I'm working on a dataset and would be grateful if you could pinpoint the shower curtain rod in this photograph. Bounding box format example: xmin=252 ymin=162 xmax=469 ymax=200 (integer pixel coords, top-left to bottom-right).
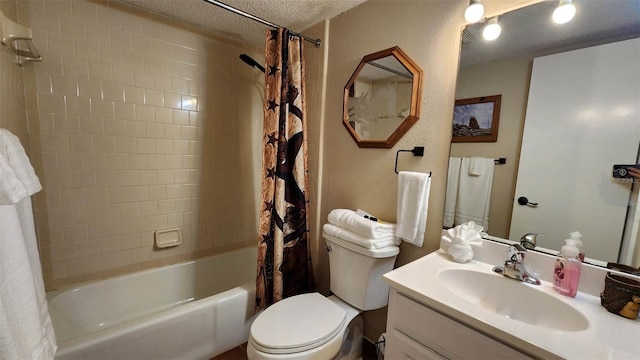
xmin=201 ymin=0 xmax=322 ymax=48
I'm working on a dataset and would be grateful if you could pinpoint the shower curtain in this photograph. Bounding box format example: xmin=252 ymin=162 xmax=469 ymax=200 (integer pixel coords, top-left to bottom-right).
xmin=255 ymin=28 xmax=314 ymax=311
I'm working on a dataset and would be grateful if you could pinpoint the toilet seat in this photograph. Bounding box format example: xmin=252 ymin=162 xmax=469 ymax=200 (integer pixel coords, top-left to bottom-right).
xmin=250 ymin=293 xmax=347 ymax=355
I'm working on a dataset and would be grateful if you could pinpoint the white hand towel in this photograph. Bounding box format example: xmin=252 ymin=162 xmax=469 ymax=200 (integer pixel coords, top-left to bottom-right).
xmin=323 ymin=223 xmax=400 ymax=249
xmin=396 ymin=171 xmax=431 ymax=247
xmin=468 ymin=156 xmax=485 ymax=176
xmin=443 ymin=157 xmax=461 ymax=228
xmin=440 ymin=221 xmax=484 ymax=263
xmin=327 ymin=209 xmax=395 ymax=238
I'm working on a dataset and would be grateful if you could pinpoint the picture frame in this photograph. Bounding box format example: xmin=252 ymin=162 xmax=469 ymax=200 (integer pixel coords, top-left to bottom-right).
xmin=452 ymin=95 xmax=501 ymax=143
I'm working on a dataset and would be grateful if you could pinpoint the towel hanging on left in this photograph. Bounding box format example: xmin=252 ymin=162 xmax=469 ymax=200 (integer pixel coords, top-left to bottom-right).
xmin=0 ymin=129 xmax=57 ymax=360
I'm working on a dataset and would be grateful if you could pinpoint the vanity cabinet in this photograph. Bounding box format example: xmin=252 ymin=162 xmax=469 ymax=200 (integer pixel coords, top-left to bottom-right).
xmin=385 ymin=289 xmax=532 ymax=360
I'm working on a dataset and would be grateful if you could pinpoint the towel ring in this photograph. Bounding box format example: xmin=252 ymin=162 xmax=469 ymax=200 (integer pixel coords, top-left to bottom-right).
xmin=394 ymin=146 xmax=430 ymax=177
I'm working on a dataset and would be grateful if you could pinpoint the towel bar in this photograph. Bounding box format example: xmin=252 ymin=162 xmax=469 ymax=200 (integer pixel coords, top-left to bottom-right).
xmin=0 ymin=9 xmax=42 ymax=66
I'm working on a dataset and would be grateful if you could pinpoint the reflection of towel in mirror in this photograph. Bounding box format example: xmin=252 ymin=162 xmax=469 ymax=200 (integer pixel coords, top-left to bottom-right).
xmin=396 ymin=171 xmax=431 ymax=247
xmin=441 ymin=221 xmax=484 ymax=263
xmin=454 ymin=157 xmax=494 ymax=229
xmin=468 ymin=156 xmax=485 ymax=176
xmin=444 ymin=157 xmax=462 ymax=228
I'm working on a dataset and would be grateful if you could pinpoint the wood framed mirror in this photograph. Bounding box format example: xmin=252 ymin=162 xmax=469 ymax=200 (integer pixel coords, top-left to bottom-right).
xmin=343 ymin=46 xmax=423 ymax=148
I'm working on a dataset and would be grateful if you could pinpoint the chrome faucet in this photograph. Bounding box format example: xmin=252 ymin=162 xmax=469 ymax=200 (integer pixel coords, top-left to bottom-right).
xmin=492 ymin=243 xmax=541 ymax=285
xmin=520 ymin=233 xmax=544 ymax=250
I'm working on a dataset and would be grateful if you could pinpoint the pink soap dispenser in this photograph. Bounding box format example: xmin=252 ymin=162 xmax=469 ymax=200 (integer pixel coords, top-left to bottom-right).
xmin=553 ymin=233 xmax=582 ymax=297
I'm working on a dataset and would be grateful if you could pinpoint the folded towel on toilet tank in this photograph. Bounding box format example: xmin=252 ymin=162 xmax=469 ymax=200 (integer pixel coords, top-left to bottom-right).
xmin=323 ymin=223 xmax=401 ymax=249
xmin=327 ymin=209 xmax=396 ymax=239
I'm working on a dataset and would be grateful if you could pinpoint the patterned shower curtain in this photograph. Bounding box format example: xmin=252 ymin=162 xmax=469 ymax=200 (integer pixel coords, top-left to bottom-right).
xmin=255 ymin=28 xmax=314 ymax=312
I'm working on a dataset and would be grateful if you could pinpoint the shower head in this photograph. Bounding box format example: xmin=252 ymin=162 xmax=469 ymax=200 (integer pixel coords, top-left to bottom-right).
xmin=239 ymin=54 xmax=265 ymax=73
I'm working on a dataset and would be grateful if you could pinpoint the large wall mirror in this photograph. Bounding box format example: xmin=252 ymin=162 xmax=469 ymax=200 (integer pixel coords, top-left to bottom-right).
xmin=343 ymin=47 xmax=423 ymax=148
xmin=448 ymin=1 xmax=640 ymax=267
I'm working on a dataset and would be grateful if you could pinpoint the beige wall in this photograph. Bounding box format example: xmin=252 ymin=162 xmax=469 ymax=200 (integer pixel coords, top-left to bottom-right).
xmin=452 ymin=57 xmax=534 ymax=238
xmin=316 ymin=0 xmax=538 ymax=342
xmin=321 ymin=0 xmax=467 ymax=341
xmin=17 ymin=0 xmax=264 ymax=289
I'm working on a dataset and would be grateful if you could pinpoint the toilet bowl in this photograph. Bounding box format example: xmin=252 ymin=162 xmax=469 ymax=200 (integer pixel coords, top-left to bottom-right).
xmin=247 ymin=233 xmax=399 ymax=360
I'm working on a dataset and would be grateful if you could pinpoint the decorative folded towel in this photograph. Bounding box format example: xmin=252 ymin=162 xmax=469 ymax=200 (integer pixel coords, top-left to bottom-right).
xmin=323 ymin=223 xmax=400 ymax=249
xmin=327 ymin=209 xmax=395 ymax=239
xmin=441 ymin=221 xmax=484 ymax=263
xmin=396 ymin=171 xmax=431 ymax=247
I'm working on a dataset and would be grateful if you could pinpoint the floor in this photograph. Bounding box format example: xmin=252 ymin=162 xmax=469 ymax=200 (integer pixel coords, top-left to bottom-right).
xmin=212 ymin=339 xmax=378 ymax=360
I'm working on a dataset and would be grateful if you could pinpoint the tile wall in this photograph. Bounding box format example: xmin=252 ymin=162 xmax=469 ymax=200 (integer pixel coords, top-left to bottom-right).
xmin=15 ymin=0 xmax=264 ymax=289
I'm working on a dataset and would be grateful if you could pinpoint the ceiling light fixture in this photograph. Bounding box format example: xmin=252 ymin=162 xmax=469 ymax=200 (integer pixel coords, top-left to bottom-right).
xmin=482 ymin=17 xmax=501 ymax=41
xmin=553 ymin=0 xmax=576 ymax=24
xmin=464 ymin=0 xmax=485 ymax=23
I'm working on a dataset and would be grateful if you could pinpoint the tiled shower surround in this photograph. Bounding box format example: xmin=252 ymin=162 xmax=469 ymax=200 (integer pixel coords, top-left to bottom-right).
xmin=10 ymin=0 xmax=266 ymax=289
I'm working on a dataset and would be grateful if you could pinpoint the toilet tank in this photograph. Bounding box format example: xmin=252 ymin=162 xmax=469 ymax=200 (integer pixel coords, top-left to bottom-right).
xmin=324 ymin=233 xmax=399 ymax=311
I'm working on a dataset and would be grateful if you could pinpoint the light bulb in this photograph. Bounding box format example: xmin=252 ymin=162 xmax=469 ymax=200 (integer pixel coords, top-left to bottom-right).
xmin=482 ymin=17 xmax=501 ymax=41
xmin=553 ymin=0 xmax=576 ymax=24
xmin=464 ymin=0 xmax=484 ymax=23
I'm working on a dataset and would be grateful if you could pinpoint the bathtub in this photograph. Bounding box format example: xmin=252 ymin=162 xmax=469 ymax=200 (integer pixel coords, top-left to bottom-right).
xmin=47 ymin=247 xmax=258 ymax=359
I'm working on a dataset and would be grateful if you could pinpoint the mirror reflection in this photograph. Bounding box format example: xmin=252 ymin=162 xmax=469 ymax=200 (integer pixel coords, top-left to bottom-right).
xmin=343 ymin=47 xmax=422 ymax=148
xmin=448 ymin=1 xmax=640 ymax=267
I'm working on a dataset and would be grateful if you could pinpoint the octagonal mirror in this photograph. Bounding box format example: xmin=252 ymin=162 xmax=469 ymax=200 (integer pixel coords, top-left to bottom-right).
xmin=343 ymin=46 xmax=423 ymax=148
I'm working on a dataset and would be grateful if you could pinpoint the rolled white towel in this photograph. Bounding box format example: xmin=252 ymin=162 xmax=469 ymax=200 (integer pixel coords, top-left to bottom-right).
xmin=323 ymin=223 xmax=400 ymax=249
xmin=327 ymin=209 xmax=395 ymax=239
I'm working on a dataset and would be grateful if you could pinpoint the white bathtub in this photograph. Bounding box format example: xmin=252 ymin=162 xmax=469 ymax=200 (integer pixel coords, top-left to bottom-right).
xmin=47 ymin=247 xmax=258 ymax=359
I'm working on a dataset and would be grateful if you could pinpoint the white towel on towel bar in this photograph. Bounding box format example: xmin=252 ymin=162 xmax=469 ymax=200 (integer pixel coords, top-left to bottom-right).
xmin=396 ymin=171 xmax=431 ymax=247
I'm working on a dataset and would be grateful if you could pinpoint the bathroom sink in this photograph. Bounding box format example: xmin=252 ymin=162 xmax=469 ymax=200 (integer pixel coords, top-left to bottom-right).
xmin=438 ymin=269 xmax=589 ymax=332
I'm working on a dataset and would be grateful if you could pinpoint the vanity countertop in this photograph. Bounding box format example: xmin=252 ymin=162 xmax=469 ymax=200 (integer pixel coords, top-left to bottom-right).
xmin=383 ymin=244 xmax=640 ymax=359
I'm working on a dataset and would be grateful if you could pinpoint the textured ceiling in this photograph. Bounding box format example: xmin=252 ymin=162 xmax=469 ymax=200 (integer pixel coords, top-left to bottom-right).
xmin=461 ymin=0 xmax=640 ymax=67
xmin=119 ymin=0 xmax=368 ymax=49
xmin=118 ymin=0 xmax=639 ymax=63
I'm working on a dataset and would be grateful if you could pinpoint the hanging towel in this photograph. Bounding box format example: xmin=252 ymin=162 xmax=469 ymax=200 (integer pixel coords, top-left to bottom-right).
xmin=0 ymin=129 xmax=56 ymax=360
xmin=454 ymin=157 xmax=494 ymax=229
xmin=443 ymin=157 xmax=461 ymax=228
xmin=323 ymin=223 xmax=400 ymax=249
xmin=468 ymin=156 xmax=485 ymax=176
xmin=327 ymin=209 xmax=395 ymax=238
xmin=396 ymin=171 xmax=431 ymax=247
xmin=0 ymin=130 xmax=41 ymax=197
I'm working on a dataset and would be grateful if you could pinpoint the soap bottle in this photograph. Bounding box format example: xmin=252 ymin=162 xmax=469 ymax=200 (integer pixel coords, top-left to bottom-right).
xmin=553 ymin=236 xmax=582 ymax=297
xmin=567 ymin=231 xmax=585 ymax=262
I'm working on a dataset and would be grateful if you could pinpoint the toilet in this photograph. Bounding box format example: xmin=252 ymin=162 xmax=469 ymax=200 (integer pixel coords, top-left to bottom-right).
xmin=247 ymin=232 xmax=399 ymax=360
